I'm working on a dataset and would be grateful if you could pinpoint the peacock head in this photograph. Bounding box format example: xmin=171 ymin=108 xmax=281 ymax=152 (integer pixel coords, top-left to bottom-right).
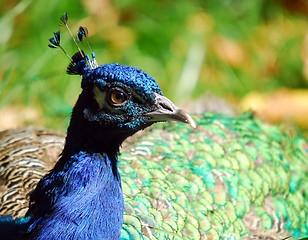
xmin=49 ymin=13 xmax=196 ymax=134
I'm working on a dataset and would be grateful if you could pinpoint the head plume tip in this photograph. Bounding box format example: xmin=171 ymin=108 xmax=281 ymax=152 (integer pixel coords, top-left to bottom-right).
xmin=48 ymin=30 xmax=61 ymax=47
xmin=78 ymin=26 xmax=89 ymax=42
xmin=60 ymin=12 xmax=68 ymax=25
xmin=49 ymin=12 xmax=98 ymax=75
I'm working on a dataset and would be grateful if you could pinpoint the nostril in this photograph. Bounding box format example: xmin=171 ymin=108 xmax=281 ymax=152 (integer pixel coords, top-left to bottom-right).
xmin=159 ymin=102 xmax=173 ymax=112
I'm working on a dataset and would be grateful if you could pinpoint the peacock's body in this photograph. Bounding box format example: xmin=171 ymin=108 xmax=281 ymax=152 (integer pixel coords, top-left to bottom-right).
xmin=0 ymin=13 xmax=307 ymax=240
xmin=1 ymin=113 xmax=307 ymax=239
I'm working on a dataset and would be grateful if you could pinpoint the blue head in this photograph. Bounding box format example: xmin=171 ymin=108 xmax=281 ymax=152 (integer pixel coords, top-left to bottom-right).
xmin=79 ymin=63 xmax=163 ymax=130
xmin=48 ymin=13 xmax=196 ymax=158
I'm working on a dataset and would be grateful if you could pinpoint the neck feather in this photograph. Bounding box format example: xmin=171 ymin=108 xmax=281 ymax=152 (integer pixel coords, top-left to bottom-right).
xmin=61 ymin=89 xmax=133 ymax=160
xmin=24 ymin=90 xmax=128 ymax=239
xmin=26 ymin=152 xmax=124 ymax=239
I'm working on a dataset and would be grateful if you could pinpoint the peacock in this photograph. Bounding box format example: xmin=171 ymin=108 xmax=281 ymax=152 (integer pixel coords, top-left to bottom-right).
xmin=0 ymin=13 xmax=195 ymax=239
xmin=0 ymin=13 xmax=308 ymax=240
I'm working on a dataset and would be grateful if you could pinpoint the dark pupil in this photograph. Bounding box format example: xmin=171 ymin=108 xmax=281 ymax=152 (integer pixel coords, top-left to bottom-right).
xmin=115 ymin=92 xmax=123 ymax=100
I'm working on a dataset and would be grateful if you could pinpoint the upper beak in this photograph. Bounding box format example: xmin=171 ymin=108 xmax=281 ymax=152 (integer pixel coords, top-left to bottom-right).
xmin=146 ymin=93 xmax=196 ymax=128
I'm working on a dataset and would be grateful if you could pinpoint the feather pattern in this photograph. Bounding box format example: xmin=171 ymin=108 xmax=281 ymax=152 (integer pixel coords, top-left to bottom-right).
xmin=0 ymin=113 xmax=307 ymax=239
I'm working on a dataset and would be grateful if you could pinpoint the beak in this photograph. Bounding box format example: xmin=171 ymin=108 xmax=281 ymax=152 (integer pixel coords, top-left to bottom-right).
xmin=146 ymin=93 xmax=196 ymax=128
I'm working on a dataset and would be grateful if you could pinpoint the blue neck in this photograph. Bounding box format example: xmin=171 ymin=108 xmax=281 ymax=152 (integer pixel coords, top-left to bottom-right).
xmin=25 ymin=151 xmax=124 ymax=239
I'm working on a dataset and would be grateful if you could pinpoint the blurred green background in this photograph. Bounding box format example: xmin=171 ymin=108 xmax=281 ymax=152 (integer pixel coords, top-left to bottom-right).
xmin=1 ymin=0 xmax=308 ymax=134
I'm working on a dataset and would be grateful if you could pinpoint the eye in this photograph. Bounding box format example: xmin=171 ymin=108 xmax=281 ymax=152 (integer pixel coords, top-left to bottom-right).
xmin=108 ymin=88 xmax=128 ymax=105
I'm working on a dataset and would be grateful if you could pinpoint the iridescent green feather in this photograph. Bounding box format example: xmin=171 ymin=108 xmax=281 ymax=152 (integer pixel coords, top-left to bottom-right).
xmin=119 ymin=113 xmax=308 ymax=239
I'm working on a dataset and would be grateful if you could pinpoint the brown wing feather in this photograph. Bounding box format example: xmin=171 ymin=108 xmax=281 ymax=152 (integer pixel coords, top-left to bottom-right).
xmin=0 ymin=127 xmax=65 ymax=218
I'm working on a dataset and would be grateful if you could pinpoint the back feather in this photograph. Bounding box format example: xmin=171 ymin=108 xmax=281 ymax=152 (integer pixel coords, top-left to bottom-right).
xmin=0 ymin=127 xmax=64 ymax=218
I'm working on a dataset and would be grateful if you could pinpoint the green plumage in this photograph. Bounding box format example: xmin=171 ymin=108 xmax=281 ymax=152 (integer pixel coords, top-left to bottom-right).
xmin=0 ymin=113 xmax=307 ymax=239
xmin=119 ymin=112 xmax=308 ymax=239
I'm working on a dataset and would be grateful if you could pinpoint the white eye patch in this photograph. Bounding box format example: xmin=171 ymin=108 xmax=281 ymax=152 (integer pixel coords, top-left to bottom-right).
xmin=93 ymin=86 xmax=106 ymax=109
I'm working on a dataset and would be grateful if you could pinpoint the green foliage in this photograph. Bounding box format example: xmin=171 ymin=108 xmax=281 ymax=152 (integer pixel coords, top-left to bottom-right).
xmin=0 ymin=0 xmax=307 ymax=128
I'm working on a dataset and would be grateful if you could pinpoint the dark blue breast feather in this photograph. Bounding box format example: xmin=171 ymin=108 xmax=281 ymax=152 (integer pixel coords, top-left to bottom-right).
xmin=26 ymin=152 xmax=124 ymax=239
